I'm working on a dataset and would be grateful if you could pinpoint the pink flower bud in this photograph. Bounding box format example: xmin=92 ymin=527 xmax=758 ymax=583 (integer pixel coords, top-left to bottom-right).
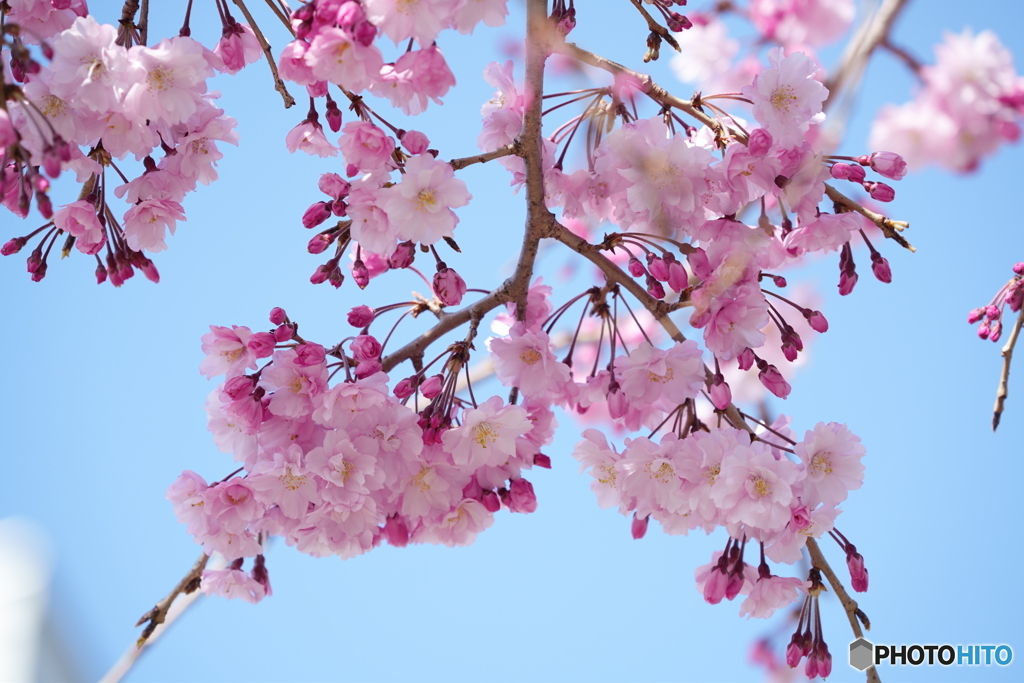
xmin=350 ymin=334 xmax=382 ymax=361
xmin=797 ymin=314 xmax=825 ymax=342
xmin=269 ymin=307 xmax=288 ymax=325
xmin=647 ymin=255 xmax=669 ymax=281
xmin=838 ymin=270 xmax=858 ymax=296
xmin=978 ymin=322 xmax=991 ymax=340
xmin=666 ymin=11 xmax=691 ymax=31
xmin=790 ymin=505 xmax=811 ymax=530
xmin=846 ymin=548 xmax=868 ymax=592
xmin=631 ymin=513 xmax=649 ymax=539
xmin=383 ymin=514 xmax=409 ymax=547
xmin=703 ymin=568 xmax=728 ymax=605
xmin=758 ymin=364 xmax=791 ymax=399
xmin=507 ymin=478 xmax=538 ymax=513
xmin=814 ymin=644 xmax=832 ymax=679
xmin=869 ymin=151 xmax=907 ymax=180
xmin=786 ymin=638 xmax=804 ymax=668
xmin=534 ymin=453 xmax=552 ymax=468
xmin=247 ymin=331 xmax=276 ymax=358
xmin=870 ymin=253 xmax=892 ymax=283
xmin=302 ymin=201 xmax=331 ymax=228
xmin=295 ymin=342 xmax=326 ymax=366
xmin=310 ymin=264 xmax=331 ymax=285
xmin=987 ymin=305 xmax=1002 ymax=319
xmin=725 ymin=568 xmax=745 ymax=601
xmin=481 ymin=490 xmax=501 ymax=513
xmin=352 ymin=259 xmax=370 ymax=289
xmin=830 ymin=162 xmax=854 ymax=180
xmin=325 ymin=99 xmax=342 ymax=133
xmin=347 ymin=305 xmax=374 ymax=328
xmin=1013 ymin=262 xmax=1024 ymax=275
xmin=627 ymin=257 xmax=645 ymax=277
xmin=747 ymin=128 xmax=773 ymax=156
xmin=94 ymin=262 xmax=108 ymax=285
xmin=666 ymin=257 xmax=689 ymax=292
xmin=737 ymin=348 xmax=756 ymax=371
xmin=318 ymin=173 xmax=350 ymax=200
xmin=274 ymin=324 xmax=294 ymax=342
xmin=401 ymin=130 xmax=429 ymax=155
xmin=2 ymin=237 xmax=27 ymax=255
xmin=307 ymin=233 xmax=334 ymax=254
xmin=388 ymin=240 xmax=416 ymax=269
xmin=646 ymin=275 xmax=665 ymax=299
xmin=355 ymin=359 xmax=382 ymax=378
xmin=420 ymin=374 xmax=443 ymax=399
xmin=394 ymin=377 xmax=416 ymax=399
xmin=967 ymin=307 xmax=986 ymax=324
xmin=222 ymin=375 xmax=255 ymax=400
xmin=433 ymin=265 xmax=467 ymax=306
xmin=865 ymin=181 xmax=895 ymax=202
xmin=710 ymin=376 xmax=732 ymax=410
xmin=991 ymin=320 xmax=1003 ymax=342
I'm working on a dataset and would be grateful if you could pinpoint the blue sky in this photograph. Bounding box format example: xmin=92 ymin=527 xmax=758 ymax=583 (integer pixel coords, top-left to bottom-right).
xmin=2 ymin=0 xmax=1023 ymax=681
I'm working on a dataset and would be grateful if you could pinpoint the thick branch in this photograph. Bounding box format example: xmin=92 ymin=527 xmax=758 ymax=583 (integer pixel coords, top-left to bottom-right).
xmin=993 ymin=305 xmax=1024 ymax=430
xmin=448 ymin=142 xmax=520 ymax=171
xmin=824 ymin=0 xmax=911 ymax=104
xmin=825 ymin=184 xmax=915 ymax=252
xmin=231 ymin=0 xmax=297 ymax=109
xmin=806 ymin=539 xmax=880 ymax=683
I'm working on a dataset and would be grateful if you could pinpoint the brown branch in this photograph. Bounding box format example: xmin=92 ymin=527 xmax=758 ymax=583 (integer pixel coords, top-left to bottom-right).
xmin=139 ymin=0 xmax=149 ymax=45
xmin=806 ymin=538 xmax=880 ymax=683
xmin=993 ymin=305 xmax=1024 ymax=430
xmin=626 ymin=0 xmax=681 ymax=53
xmin=825 ymin=184 xmax=915 ymax=252
xmin=262 ymin=0 xmax=294 ymax=33
xmin=100 ymin=551 xmax=211 ymax=683
xmin=880 ymin=38 xmax=923 ymax=76
xmin=231 ymin=0 xmax=297 ymax=109
xmin=550 ymin=40 xmax=735 ymax=139
xmin=448 ymin=142 xmax=521 ymax=171
xmin=824 ymin=0 xmax=911 ymax=105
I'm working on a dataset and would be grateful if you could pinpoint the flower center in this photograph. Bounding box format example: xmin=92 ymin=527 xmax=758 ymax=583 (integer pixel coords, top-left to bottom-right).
xmin=280 ymin=466 xmax=306 ymax=491
xmin=415 ymin=189 xmax=437 ymax=211
xmin=519 ymin=348 xmax=542 ymax=365
xmin=473 ymin=422 xmax=499 ymax=448
xmin=647 ymin=367 xmax=675 ymax=383
xmin=646 ymin=461 xmax=675 ymax=483
xmin=770 ymin=85 xmax=798 ymax=112
xmin=147 ymin=66 xmax=174 ymax=92
xmin=750 ymin=474 xmax=771 ymax=498
xmin=810 ymin=452 xmax=833 ymax=475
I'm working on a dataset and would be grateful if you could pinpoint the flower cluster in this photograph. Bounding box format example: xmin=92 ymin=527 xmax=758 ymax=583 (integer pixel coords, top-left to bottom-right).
xmin=1 ymin=8 xmax=257 ymax=283
xmin=967 ymin=262 xmax=1024 ymax=343
xmin=872 ymin=28 xmax=1024 ymax=172
xmin=172 ymin=306 xmax=553 ymax=600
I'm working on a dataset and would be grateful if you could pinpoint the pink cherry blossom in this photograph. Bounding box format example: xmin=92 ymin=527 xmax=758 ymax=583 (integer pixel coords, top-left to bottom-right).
xmin=742 ymin=49 xmax=828 ymax=149
xmin=379 ymin=153 xmax=471 ymax=244
xmin=201 ymin=568 xmax=267 ymax=603
xmin=794 ymin=422 xmax=865 ymax=508
xmin=122 ymin=198 xmax=186 ymax=253
xmin=442 ymin=396 xmax=532 ymax=470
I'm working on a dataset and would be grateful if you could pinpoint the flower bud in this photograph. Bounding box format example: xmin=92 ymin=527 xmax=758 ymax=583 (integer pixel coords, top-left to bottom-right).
xmin=838 ymin=270 xmax=858 ymax=296
xmin=269 ymin=307 xmax=288 ymax=325
xmin=803 ymin=309 xmax=829 ymax=333
xmin=318 ymin=173 xmax=350 ymax=200
xmin=709 ymin=375 xmax=732 ymax=410
xmin=383 ymin=514 xmax=409 ymax=548
xmin=830 ymin=162 xmax=855 ymax=180
xmin=394 ymin=377 xmax=416 ymax=399
xmin=2 ymin=237 xmax=27 ymax=255
xmin=870 ymin=253 xmax=892 ymax=283
xmin=355 ymin=359 xmax=382 ymax=378
xmin=274 ymin=324 xmax=294 ymax=342
xmin=481 ymin=490 xmax=501 ymax=513
xmin=846 ymin=547 xmax=869 ymax=592
xmin=631 ymin=513 xmax=649 ymax=539
xmin=533 ymin=453 xmax=552 ymax=468
xmin=420 ymin=374 xmax=443 ymax=399
xmin=307 ymin=233 xmax=332 ymax=254
xmin=646 ymin=275 xmax=665 ymax=299
xmin=247 ymin=332 xmax=276 ymax=358
xmin=627 ymin=257 xmax=646 ymax=277
xmin=351 ymin=334 xmax=382 ymax=361
xmin=647 ymin=255 xmax=669 ymax=281
xmin=868 ymin=151 xmax=907 ymax=180
xmin=507 ymin=478 xmax=538 ymax=513
xmin=433 ymin=264 xmax=467 ymax=306
xmin=352 ymin=259 xmax=370 ymax=289
xmin=347 ymin=305 xmax=374 ymax=328
xmin=865 ymin=181 xmax=895 ymax=202
xmin=737 ymin=348 xmax=755 ymax=371
xmin=687 ymin=247 xmax=711 ymax=280
xmin=388 ymin=241 xmax=416 ymax=269
xmin=325 ymin=99 xmax=342 ymax=133
xmin=302 ymin=201 xmax=331 ymax=229
xmin=758 ymin=364 xmax=791 ymax=399
xmin=295 ymin=342 xmax=327 ymax=366
xmin=222 ymin=375 xmax=255 ymax=401
xmin=401 ymin=130 xmax=429 ymax=155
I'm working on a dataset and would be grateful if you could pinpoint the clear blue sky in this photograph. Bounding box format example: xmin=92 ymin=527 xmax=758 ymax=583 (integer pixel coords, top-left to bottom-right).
xmin=2 ymin=1 xmax=1022 ymax=681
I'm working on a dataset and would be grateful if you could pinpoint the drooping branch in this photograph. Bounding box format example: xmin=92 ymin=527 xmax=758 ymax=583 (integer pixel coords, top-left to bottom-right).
xmin=448 ymin=142 xmax=521 ymax=171
xmin=825 ymin=184 xmax=914 ymax=252
xmin=806 ymin=538 xmax=880 ymax=683
xmin=626 ymin=0 xmax=681 ymax=53
xmin=230 ymin=0 xmax=296 ymax=108
xmin=993 ymin=305 xmax=1024 ymax=430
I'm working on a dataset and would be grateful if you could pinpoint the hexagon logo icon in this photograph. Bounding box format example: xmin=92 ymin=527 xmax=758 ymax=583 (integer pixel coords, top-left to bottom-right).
xmin=849 ymin=638 xmax=874 ymax=671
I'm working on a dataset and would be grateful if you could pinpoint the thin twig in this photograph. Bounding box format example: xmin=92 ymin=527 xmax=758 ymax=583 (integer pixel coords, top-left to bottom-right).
xmin=262 ymin=0 xmax=294 ymax=32
xmin=825 ymin=184 xmax=914 ymax=252
xmin=100 ymin=551 xmax=211 ymax=683
xmin=231 ymin=0 xmax=297 ymax=108
xmin=993 ymin=305 xmax=1024 ymax=430
xmin=805 ymin=539 xmax=880 ymax=683
xmin=139 ymin=0 xmax=149 ymax=44
xmin=448 ymin=142 xmax=521 ymax=171
xmin=626 ymin=0 xmax=680 ymax=52
xmin=881 ymin=38 xmax=923 ymax=76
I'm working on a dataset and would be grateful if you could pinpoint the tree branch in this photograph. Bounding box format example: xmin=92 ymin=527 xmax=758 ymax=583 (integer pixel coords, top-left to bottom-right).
xmin=448 ymin=142 xmax=520 ymax=171
xmin=550 ymin=40 xmax=732 ymax=138
xmin=231 ymin=0 xmax=296 ymax=109
xmin=626 ymin=0 xmax=680 ymax=52
xmin=993 ymin=305 xmax=1024 ymax=430
xmin=825 ymin=184 xmax=914 ymax=252
xmin=806 ymin=538 xmax=880 ymax=683
xmin=100 ymin=551 xmax=211 ymax=683
xmin=824 ymin=0 xmax=911 ymax=104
